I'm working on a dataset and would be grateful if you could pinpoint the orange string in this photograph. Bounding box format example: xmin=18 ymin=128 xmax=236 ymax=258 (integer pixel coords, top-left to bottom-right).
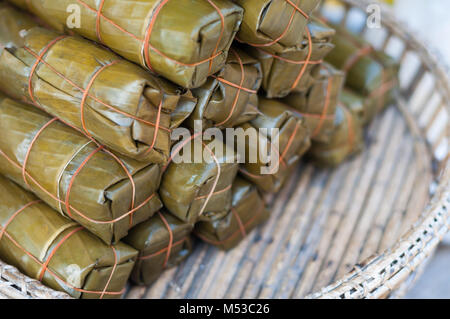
xmin=0 ymin=229 xmax=124 ymax=297
xmin=0 ymin=201 xmax=122 ymax=297
xmin=240 ymin=113 xmax=301 ymax=180
xmin=143 ymin=101 xmax=163 ymax=156
xmin=138 ymin=237 xmax=187 ymax=260
xmin=38 ymin=226 xmax=83 ymax=281
xmin=312 ymin=77 xmax=334 ymax=138
xmin=143 ymin=0 xmax=169 ymax=72
xmin=0 ymin=146 xmax=155 ymax=225
xmin=80 ymin=60 xmax=120 ymax=138
xmin=102 ymin=149 xmax=137 ymax=228
xmin=0 ymin=200 xmax=41 ymax=241
xmin=343 ymin=45 xmax=374 ymax=72
xmin=23 ymin=45 xmax=170 ymax=132
xmin=162 ymin=132 xmax=222 ymax=218
xmin=76 ymin=0 xmax=225 ymax=71
xmin=195 ymin=205 xmax=265 ymax=246
xmin=100 ymin=246 xmax=119 ymax=299
xmin=28 ymin=35 xmax=67 ymax=104
xmin=291 ymin=26 xmax=313 ymax=89
xmin=215 ymin=49 xmax=245 ymax=127
xmin=158 ymin=212 xmax=173 ymax=268
xmin=231 ymin=208 xmax=247 ymax=238
xmin=65 ymin=145 xmax=104 ymax=218
xmin=96 ymin=0 xmax=106 ymax=44
xmin=7 ymin=100 xmax=138 ymax=228
xmin=211 ymin=76 xmax=258 ymax=94
xmin=206 ymin=0 xmax=225 ymax=73
xmin=285 ymin=0 xmax=309 ymax=18
xmin=280 ymin=122 xmax=300 ymax=163
xmin=195 ymin=184 xmax=232 ymax=200
xmin=257 ymin=47 xmax=323 ymax=66
xmin=22 ymin=118 xmax=58 ymax=188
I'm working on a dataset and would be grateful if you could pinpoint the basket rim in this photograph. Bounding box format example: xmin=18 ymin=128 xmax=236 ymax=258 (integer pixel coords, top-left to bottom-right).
xmin=309 ymin=0 xmax=450 ymax=299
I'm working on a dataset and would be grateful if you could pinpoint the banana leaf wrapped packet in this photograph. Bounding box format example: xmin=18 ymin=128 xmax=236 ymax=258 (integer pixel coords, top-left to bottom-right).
xmin=124 ymin=211 xmax=193 ymax=286
xmin=195 ymin=177 xmax=269 ymax=250
xmin=308 ymin=104 xmax=363 ymax=167
xmin=187 ymin=48 xmax=263 ymax=129
xmin=7 ymin=0 xmax=243 ymax=89
xmin=341 ymin=88 xmax=379 ymax=126
xmin=0 ymin=23 xmax=196 ymax=163
xmin=0 ymin=94 xmax=163 ymax=244
xmin=234 ymin=0 xmax=320 ymax=53
xmin=247 ymin=18 xmax=335 ymax=98
xmin=160 ymin=136 xmax=239 ymax=224
xmin=0 ymin=175 xmax=138 ymax=299
xmin=324 ymin=23 xmax=398 ymax=113
xmin=282 ymin=62 xmax=345 ymax=143
xmin=238 ymin=97 xmax=311 ymax=193
xmin=0 ymin=2 xmax=37 ymax=48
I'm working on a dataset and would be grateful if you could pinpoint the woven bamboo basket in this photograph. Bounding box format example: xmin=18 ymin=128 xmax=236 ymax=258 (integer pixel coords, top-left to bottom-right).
xmin=0 ymin=0 xmax=449 ymax=299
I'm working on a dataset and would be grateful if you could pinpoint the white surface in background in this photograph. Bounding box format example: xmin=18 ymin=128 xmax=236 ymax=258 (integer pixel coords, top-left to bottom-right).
xmin=392 ymin=0 xmax=450 ymax=299
xmin=394 ymin=0 xmax=450 ymax=66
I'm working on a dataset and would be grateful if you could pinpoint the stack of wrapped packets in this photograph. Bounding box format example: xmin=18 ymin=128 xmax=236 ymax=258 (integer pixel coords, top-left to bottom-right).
xmin=7 ymin=0 xmax=244 ymax=88
xmin=0 ymin=1 xmax=399 ymax=297
xmin=325 ymin=22 xmax=399 ymax=123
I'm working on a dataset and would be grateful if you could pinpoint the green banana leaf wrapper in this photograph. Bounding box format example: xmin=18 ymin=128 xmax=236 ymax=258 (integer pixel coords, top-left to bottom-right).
xmin=247 ymin=18 xmax=335 ymax=98
xmin=195 ymin=177 xmax=269 ymax=250
xmin=238 ymin=97 xmax=311 ymax=193
xmin=308 ymin=104 xmax=364 ymax=167
xmin=7 ymin=0 xmax=243 ymax=89
xmin=124 ymin=211 xmax=193 ymax=286
xmin=324 ymin=23 xmax=398 ymax=113
xmin=160 ymin=137 xmax=239 ymax=224
xmin=282 ymin=62 xmax=345 ymax=143
xmin=341 ymin=88 xmax=379 ymax=126
xmin=187 ymin=48 xmax=263 ymax=129
xmin=0 ymin=94 xmax=163 ymax=244
xmin=234 ymin=0 xmax=320 ymax=54
xmin=0 ymin=175 xmax=138 ymax=299
xmin=0 ymin=22 xmax=196 ymax=163
xmin=0 ymin=2 xmax=37 ymax=48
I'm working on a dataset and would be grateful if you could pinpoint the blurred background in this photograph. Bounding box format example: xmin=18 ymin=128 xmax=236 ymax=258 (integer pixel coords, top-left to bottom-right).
xmin=388 ymin=0 xmax=450 ymax=299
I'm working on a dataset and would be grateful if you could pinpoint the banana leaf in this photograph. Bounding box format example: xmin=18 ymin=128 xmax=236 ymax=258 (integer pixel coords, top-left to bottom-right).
xmin=247 ymin=18 xmax=335 ymax=98
xmin=0 ymin=2 xmax=38 ymax=48
xmin=124 ymin=211 xmax=193 ymax=286
xmin=234 ymin=0 xmax=320 ymax=54
xmin=238 ymin=97 xmax=311 ymax=193
xmin=239 ymin=93 xmax=261 ymax=125
xmin=0 ymin=94 xmax=163 ymax=244
xmin=282 ymin=62 xmax=345 ymax=143
xmin=308 ymin=104 xmax=363 ymax=167
xmin=0 ymin=24 xmax=196 ymax=163
xmin=7 ymin=0 xmax=243 ymax=89
xmin=341 ymin=88 xmax=378 ymax=126
xmin=160 ymin=137 xmax=239 ymax=224
xmin=324 ymin=22 xmax=398 ymax=113
xmin=0 ymin=175 xmax=138 ymax=299
xmin=195 ymin=177 xmax=269 ymax=250
xmin=187 ymin=47 xmax=263 ymax=129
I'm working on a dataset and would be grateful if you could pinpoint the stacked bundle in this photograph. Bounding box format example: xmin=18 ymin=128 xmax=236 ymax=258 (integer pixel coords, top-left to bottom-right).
xmin=0 ymin=1 xmax=398 ymax=298
xmin=325 ymin=23 xmax=398 ymax=125
xmin=281 ymin=17 xmax=398 ymax=166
